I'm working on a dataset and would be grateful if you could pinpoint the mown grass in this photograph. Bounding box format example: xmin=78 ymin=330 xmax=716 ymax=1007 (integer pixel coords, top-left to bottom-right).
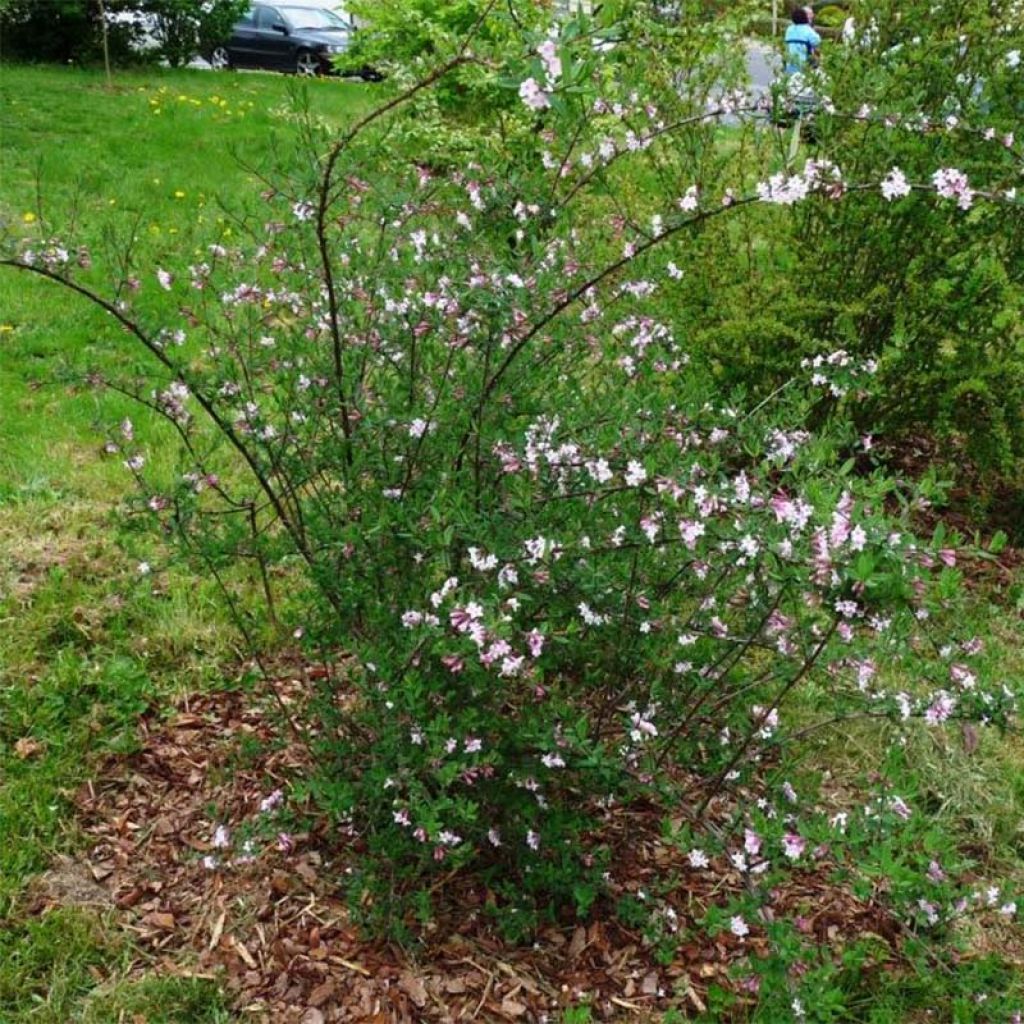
xmin=0 ymin=62 xmax=373 ymax=1023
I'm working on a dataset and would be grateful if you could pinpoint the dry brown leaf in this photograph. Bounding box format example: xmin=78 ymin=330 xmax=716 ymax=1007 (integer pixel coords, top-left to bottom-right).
xmin=568 ymin=925 xmax=587 ymax=960
xmin=89 ymin=862 xmax=114 ymax=882
xmin=300 ymin=1010 xmax=325 ymax=1024
xmin=296 ymin=861 xmax=318 ymax=886
xmin=963 ymin=722 xmax=980 ymax=755
xmin=641 ymin=971 xmax=660 ymax=996
xmin=140 ymin=911 xmax=175 ymax=931
xmin=14 ymin=737 xmax=43 ymax=760
xmin=500 ymin=997 xmax=528 ymax=1017
xmin=399 ymin=972 xmax=428 ymax=1008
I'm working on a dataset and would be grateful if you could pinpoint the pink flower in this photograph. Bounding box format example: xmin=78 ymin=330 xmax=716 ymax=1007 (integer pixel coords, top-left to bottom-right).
xmin=810 ymin=528 xmax=831 ymax=584
xmin=679 ymin=520 xmax=705 ymax=549
xmin=932 ymin=167 xmax=974 ymax=209
xmin=880 ymin=167 xmax=912 ymax=201
xmin=537 ymin=39 xmax=562 ymax=82
xmin=688 ymin=848 xmax=709 ymax=868
xmin=519 ymin=78 xmax=551 ymax=111
xmin=450 ymin=607 xmax=474 ymax=632
xmin=678 ymin=185 xmax=699 ymax=212
xmin=890 ymin=796 xmax=912 ymax=820
xmin=924 ymin=692 xmax=956 ymax=725
xmin=782 ymin=833 xmax=806 ymax=859
xmin=729 ymin=915 xmax=749 ymax=938
xmin=259 ymin=789 xmax=284 ymax=813
xmin=624 ymin=460 xmax=647 ymax=487
xmin=526 ymin=630 xmax=545 ymax=658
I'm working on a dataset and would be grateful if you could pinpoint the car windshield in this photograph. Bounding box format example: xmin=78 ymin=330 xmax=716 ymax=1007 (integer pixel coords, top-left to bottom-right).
xmin=278 ymin=6 xmax=347 ymax=29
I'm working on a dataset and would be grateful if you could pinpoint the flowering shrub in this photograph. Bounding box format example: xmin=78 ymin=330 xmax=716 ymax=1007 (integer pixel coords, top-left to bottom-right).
xmin=2 ymin=0 xmax=1022 ymax=1004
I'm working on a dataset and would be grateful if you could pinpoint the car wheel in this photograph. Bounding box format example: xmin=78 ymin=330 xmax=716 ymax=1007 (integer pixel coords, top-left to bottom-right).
xmin=295 ymin=50 xmax=319 ymax=76
xmin=209 ymin=46 xmax=232 ymax=70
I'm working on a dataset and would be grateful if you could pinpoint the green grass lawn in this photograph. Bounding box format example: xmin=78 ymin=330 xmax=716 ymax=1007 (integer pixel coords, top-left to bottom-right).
xmin=0 ymin=62 xmax=373 ymax=1023
xmin=1 ymin=63 xmax=372 ymax=490
xmin=1 ymin=62 xmax=1023 ymax=1024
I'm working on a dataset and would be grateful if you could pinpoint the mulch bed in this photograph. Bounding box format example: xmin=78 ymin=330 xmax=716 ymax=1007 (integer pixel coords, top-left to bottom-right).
xmin=57 ymin=674 xmax=902 ymax=1022
xmin=868 ymin=434 xmax=1024 ymax=589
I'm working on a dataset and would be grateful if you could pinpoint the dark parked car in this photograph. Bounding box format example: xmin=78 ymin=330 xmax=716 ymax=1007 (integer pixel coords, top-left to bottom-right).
xmin=209 ymin=4 xmax=354 ymax=76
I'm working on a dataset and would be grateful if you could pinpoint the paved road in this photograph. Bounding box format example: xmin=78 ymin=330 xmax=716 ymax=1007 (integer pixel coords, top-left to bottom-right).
xmin=746 ymin=40 xmax=781 ymax=94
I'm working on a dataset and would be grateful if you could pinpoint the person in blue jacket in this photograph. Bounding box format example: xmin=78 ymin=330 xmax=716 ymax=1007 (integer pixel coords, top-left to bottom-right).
xmin=784 ymin=6 xmax=822 ymax=75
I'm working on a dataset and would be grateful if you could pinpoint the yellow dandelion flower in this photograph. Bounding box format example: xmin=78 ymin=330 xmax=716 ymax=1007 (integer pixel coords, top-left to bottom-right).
xmin=22 ymin=212 xmax=36 ymax=224
xmin=174 ymin=190 xmax=186 ymax=198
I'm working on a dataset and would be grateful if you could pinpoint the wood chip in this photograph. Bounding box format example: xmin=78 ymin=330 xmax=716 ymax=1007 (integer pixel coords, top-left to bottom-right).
xmin=685 ymin=984 xmax=707 ymax=1013
xmin=140 ymin=911 xmax=175 ymax=931
xmin=308 ymin=980 xmax=335 ymax=1007
xmin=232 ymin=937 xmax=258 ymax=969
xmin=610 ymin=996 xmax=646 ymax=1010
xmin=399 ymin=972 xmax=428 ymax=1008
xmin=208 ymin=910 xmax=226 ymax=952
xmin=327 ymin=956 xmax=371 ymax=977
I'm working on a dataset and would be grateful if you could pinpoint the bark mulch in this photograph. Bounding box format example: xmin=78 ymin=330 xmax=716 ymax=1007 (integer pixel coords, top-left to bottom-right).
xmin=60 ymin=675 xmax=902 ymax=1022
